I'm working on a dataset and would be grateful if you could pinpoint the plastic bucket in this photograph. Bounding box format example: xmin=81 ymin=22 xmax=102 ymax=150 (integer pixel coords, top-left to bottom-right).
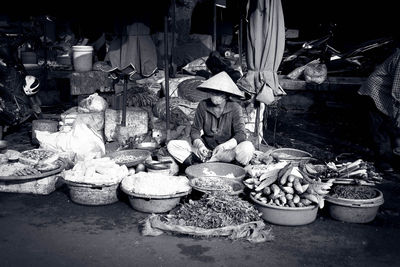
xmin=72 ymin=46 xmax=93 ymax=72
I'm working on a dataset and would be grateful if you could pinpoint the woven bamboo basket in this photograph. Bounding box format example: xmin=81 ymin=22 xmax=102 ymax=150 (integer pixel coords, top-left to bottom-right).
xmin=66 ymin=181 xmax=120 ymax=206
xmin=177 ymin=77 xmax=209 ymax=103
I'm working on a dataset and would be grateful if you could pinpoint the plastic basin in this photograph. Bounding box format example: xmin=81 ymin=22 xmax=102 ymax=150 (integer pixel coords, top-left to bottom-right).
xmin=251 ymin=194 xmax=318 ymax=226
xmin=325 ymin=188 xmax=384 ymax=223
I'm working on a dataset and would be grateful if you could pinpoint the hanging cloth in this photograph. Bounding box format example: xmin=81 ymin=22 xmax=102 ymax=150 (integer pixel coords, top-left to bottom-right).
xmin=237 ymin=0 xmax=286 ymax=105
xmin=107 ymin=22 xmax=158 ymax=78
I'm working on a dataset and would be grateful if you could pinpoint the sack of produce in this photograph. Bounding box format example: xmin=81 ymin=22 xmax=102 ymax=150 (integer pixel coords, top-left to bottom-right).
xmin=78 ymin=93 xmax=108 ymax=112
xmin=36 ymin=120 xmax=105 ymax=163
xmin=235 ymin=141 xmax=255 ymax=166
xmin=141 ymin=192 xmax=274 ymax=243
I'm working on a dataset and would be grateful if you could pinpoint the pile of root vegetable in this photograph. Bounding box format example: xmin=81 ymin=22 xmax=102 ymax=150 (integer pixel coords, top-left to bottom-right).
xmin=165 ymin=192 xmax=262 ymax=229
xmin=244 ymin=162 xmax=334 ymax=209
xmin=301 ymin=159 xmax=383 ymax=186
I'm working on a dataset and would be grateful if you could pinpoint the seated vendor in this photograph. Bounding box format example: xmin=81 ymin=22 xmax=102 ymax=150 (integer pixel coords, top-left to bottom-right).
xmin=167 ymin=71 xmax=252 ymax=166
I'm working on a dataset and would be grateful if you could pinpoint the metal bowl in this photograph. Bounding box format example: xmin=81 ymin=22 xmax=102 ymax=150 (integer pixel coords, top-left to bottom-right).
xmin=185 ymin=162 xmax=246 ymax=181
xmin=134 ymin=142 xmax=159 ymax=151
xmin=189 ymin=176 xmax=244 ymax=195
xmin=270 ymin=148 xmax=312 ymax=166
xmin=106 ymin=149 xmax=151 ymax=168
xmin=122 ymin=191 xmax=190 ymax=213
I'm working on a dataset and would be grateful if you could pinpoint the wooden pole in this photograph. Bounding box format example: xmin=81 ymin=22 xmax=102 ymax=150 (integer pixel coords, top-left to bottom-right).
xmin=121 ymin=75 xmax=128 ymax=127
xmin=255 ymin=101 xmax=260 ymax=150
xmin=164 ymin=15 xmax=170 ymax=140
xmin=213 ymin=0 xmax=217 ymax=51
xmin=238 ymin=17 xmax=243 ymax=68
xmin=171 ymin=0 xmax=176 ymax=77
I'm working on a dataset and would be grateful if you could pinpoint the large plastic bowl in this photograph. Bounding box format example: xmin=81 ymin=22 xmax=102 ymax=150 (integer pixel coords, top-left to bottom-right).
xmin=251 ymin=194 xmax=318 ymax=226
xmin=325 ymin=188 xmax=384 ymax=223
xmin=185 ymin=162 xmax=246 ymax=181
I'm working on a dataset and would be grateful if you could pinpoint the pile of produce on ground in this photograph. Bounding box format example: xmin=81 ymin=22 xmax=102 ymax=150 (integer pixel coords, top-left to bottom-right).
xmin=244 ymin=162 xmax=334 ymax=208
xmin=141 ymin=192 xmax=274 ymax=243
xmin=63 ymin=157 xmax=128 ymax=185
xmin=330 ymin=185 xmax=377 ymax=199
xmin=168 ymin=193 xmax=261 ymax=228
xmin=121 ymin=172 xmax=191 ymax=196
xmin=300 ymin=159 xmax=383 ymax=185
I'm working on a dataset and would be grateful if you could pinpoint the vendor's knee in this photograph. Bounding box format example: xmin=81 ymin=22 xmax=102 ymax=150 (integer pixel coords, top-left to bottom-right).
xmin=167 ymin=139 xmax=192 ymax=163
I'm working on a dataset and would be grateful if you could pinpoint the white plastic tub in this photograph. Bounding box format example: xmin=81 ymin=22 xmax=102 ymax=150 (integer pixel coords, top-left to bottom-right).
xmin=72 ymin=46 xmax=93 ymax=72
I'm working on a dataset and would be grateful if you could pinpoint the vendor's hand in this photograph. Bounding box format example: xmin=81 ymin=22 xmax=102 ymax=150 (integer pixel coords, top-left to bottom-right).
xmin=212 ymin=139 xmax=237 ymax=156
xmin=198 ymin=145 xmax=211 ymax=160
xmin=212 ymin=144 xmax=226 ymax=156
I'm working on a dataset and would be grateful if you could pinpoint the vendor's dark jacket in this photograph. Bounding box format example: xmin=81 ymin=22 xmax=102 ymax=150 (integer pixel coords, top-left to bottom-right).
xmin=190 ymin=99 xmax=246 ymax=150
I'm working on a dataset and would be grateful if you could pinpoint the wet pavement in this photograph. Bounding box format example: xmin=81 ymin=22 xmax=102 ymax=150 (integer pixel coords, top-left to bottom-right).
xmin=1 ymin=106 xmax=400 ymax=266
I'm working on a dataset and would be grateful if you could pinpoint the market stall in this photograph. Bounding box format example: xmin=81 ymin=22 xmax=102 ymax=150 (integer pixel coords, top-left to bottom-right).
xmin=0 ymin=0 xmax=395 ymax=249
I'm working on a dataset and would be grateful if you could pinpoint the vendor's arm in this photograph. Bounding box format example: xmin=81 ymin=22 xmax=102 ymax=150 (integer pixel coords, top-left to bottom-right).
xmin=190 ymin=101 xmax=206 ymax=142
xmin=231 ymin=102 xmax=247 ymax=143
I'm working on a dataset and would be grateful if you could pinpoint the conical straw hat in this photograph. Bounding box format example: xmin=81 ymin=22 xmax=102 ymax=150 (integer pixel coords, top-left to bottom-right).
xmin=198 ymin=71 xmax=245 ymax=98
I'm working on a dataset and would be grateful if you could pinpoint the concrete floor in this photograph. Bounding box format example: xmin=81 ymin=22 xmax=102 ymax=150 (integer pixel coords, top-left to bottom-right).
xmin=1 ymin=108 xmax=400 ymax=267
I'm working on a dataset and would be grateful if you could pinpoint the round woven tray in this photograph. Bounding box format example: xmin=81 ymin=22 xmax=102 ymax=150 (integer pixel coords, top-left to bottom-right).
xmin=177 ymin=77 xmax=209 ymax=103
xmin=0 ymin=159 xmax=66 ymax=181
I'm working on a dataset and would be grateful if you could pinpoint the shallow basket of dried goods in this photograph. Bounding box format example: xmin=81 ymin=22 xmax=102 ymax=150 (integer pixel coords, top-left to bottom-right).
xmin=251 ymin=194 xmax=318 ymax=226
xmin=0 ymin=159 xmax=66 ymax=195
xmin=325 ymin=185 xmax=384 ymax=223
xmin=65 ymin=181 xmax=120 ymax=206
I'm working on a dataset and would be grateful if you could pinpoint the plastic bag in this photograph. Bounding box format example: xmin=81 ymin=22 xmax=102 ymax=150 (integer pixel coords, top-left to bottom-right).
xmin=78 ymin=93 xmax=108 ymax=112
xmin=141 ymin=215 xmax=274 ymax=243
xmin=35 ymin=120 xmax=105 ymax=163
